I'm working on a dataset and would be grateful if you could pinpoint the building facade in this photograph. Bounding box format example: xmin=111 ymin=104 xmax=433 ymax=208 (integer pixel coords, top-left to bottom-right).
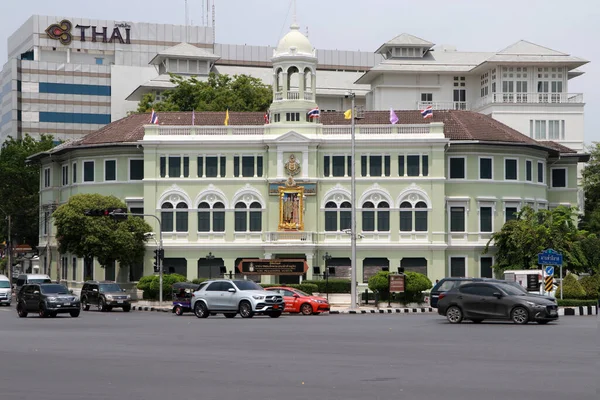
xmin=30 ymin=24 xmax=587 ymax=294
xmin=1 ymin=15 xmax=588 ymax=157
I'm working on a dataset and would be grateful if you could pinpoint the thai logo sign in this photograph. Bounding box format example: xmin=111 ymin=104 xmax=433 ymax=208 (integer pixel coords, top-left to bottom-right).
xmin=45 ymin=20 xmax=132 ymax=45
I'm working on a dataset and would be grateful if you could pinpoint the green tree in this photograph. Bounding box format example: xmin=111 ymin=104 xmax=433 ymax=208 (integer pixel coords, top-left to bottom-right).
xmin=136 ymin=73 xmax=272 ymax=113
xmin=368 ymin=270 xmax=390 ymax=296
xmin=581 ymin=142 xmax=600 ymax=233
xmin=484 ymin=206 xmax=585 ymax=274
xmin=556 ymin=274 xmax=586 ymax=299
xmin=52 ymin=194 xmax=152 ymax=268
xmin=0 ymin=134 xmax=55 ymax=247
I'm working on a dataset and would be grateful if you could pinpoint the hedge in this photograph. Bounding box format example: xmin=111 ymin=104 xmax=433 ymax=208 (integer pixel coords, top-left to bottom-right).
xmin=191 ymin=278 xmax=209 ymax=285
xmin=260 ymin=283 xmax=319 ymax=295
xmin=302 ymin=279 xmax=351 ymax=293
xmin=136 ymin=274 xmax=187 ymax=300
xmin=556 ymin=299 xmax=598 ymax=307
xmin=555 ymin=274 xmax=586 ymax=299
xmin=579 ymin=275 xmax=600 ymax=300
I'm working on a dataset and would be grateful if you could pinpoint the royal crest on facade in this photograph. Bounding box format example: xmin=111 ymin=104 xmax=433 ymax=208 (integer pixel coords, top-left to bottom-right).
xmin=284 ymin=154 xmax=301 ymax=176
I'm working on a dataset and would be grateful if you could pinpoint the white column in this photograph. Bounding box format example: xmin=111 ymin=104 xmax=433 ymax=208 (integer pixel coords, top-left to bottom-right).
xmin=66 ymin=48 xmax=71 ymax=63
xmin=254 ymin=154 xmax=258 ymax=178
xmin=217 ymin=155 xmax=221 ymax=177
xmin=366 ymin=155 xmax=370 ymax=177
xmin=277 ymin=151 xmax=283 ymax=178
xmin=302 ymin=150 xmax=308 ymax=178
xmin=34 ymin=46 xmax=39 ymax=61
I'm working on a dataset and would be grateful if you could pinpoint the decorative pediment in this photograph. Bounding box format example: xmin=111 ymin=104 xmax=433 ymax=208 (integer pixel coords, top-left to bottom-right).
xmin=359 ymin=183 xmax=393 ymax=206
xmin=194 ymin=184 xmax=229 ymax=209
xmin=321 ymin=184 xmax=351 ymax=208
xmin=157 ymin=184 xmax=192 ymax=208
xmin=397 ymin=183 xmax=431 ymax=208
xmin=274 ymin=130 xmax=310 ymax=143
xmin=233 ymin=184 xmax=266 ymax=208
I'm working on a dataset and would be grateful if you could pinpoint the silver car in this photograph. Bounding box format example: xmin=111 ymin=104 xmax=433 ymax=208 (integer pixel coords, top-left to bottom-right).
xmin=191 ymin=279 xmax=284 ymax=319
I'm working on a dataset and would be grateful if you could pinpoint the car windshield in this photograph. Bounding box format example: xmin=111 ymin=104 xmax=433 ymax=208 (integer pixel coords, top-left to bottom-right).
xmin=30 ymin=278 xmax=51 ymax=284
xmin=294 ymin=289 xmax=310 ymax=297
xmin=503 ymin=281 xmax=528 ymax=293
xmin=99 ymin=284 xmax=122 ymax=293
xmin=0 ymin=281 xmax=10 ymax=288
xmin=40 ymin=284 xmax=69 ymax=294
xmin=496 ymin=283 xmax=527 ymax=296
xmin=233 ymin=280 xmax=263 ymax=291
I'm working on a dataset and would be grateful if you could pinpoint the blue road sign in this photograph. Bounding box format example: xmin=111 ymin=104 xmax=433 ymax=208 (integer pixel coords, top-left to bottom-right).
xmin=545 ymin=266 xmax=554 ymax=276
xmin=537 ymin=249 xmax=563 ymax=266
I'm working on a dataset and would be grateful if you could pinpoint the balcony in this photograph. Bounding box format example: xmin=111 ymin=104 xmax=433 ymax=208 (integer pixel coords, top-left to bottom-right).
xmin=473 ymin=92 xmax=584 ymax=110
xmin=264 ymin=231 xmax=315 ymax=243
xmin=273 ymin=90 xmax=311 ymax=102
xmin=417 ymin=101 xmax=469 ymax=111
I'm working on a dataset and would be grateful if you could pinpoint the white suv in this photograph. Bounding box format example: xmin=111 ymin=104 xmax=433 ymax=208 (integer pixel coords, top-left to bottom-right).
xmin=191 ymin=279 xmax=285 ymax=319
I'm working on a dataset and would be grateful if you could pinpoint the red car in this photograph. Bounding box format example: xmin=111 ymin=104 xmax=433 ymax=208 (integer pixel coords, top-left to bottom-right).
xmin=265 ymin=287 xmax=330 ymax=315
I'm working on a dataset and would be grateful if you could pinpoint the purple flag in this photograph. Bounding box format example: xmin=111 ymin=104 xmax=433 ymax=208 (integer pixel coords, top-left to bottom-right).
xmin=390 ymin=108 xmax=399 ymax=125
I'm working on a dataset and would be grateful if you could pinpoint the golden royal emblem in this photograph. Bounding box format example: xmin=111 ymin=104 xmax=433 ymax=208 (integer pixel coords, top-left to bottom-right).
xmin=284 ymin=154 xmax=301 ymax=176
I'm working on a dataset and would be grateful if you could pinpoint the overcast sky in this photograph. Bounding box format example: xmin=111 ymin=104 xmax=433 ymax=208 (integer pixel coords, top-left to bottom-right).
xmin=1 ymin=0 xmax=597 ymax=144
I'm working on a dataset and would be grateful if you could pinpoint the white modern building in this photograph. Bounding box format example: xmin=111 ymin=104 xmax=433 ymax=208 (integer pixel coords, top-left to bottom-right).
xmin=0 ymin=15 xmax=588 ymax=155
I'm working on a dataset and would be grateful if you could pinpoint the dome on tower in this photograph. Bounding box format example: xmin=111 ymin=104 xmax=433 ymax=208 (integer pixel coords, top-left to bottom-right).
xmin=274 ymin=23 xmax=314 ymax=57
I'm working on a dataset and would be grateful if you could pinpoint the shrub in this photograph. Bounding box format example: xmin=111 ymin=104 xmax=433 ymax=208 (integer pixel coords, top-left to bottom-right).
xmin=191 ymin=278 xmax=208 ymax=285
xmin=556 ymin=274 xmax=586 ymax=300
xmin=368 ymin=271 xmax=390 ymax=295
xmin=303 ymin=279 xmax=351 ymax=293
xmin=556 ymin=299 xmax=597 ymax=307
xmin=136 ymin=273 xmax=187 ymax=300
xmin=393 ymin=272 xmax=433 ymax=304
xmin=579 ymin=275 xmax=600 ymax=300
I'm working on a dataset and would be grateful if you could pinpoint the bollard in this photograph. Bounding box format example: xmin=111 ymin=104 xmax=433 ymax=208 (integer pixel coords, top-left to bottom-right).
xmin=364 ymin=288 xmax=369 ymax=305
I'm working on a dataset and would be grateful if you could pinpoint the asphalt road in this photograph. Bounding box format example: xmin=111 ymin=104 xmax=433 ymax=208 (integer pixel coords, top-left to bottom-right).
xmin=0 ymin=305 xmax=596 ymax=400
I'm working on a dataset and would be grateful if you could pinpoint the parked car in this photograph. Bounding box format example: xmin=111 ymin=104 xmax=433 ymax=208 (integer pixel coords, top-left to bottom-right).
xmin=430 ymin=277 xmax=555 ymax=308
xmin=16 ymin=283 xmax=81 ymax=318
xmin=265 ymin=286 xmax=330 ymax=315
xmin=191 ymin=279 xmax=284 ymax=319
xmin=15 ymin=274 xmax=51 ymax=293
xmin=0 ymin=275 xmax=12 ymax=306
xmin=437 ymin=281 xmax=558 ymax=325
xmin=80 ymin=281 xmax=131 ymax=312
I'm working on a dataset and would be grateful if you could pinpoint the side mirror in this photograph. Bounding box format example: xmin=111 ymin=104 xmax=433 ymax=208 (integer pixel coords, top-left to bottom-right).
xmin=228 ymin=288 xmax=236 ymax=293
xmin=69 ymin=290 xmax=74 ymax=294
xmin=34 ymin=290 xmax=40 ymax=294
xmin=122 ymin=289 xmax=127 ymax=292
xmin=493 ymin=292 xmax=503 ymax=298
xmin=293 ymin=294 xmax=300 ymax=298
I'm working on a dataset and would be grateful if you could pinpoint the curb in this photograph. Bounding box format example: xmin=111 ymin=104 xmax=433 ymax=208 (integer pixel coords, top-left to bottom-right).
xmin=330 ymin=307 xmax=434 ymax=314
xmin=558 ymin=306 xmax=598 ymax=316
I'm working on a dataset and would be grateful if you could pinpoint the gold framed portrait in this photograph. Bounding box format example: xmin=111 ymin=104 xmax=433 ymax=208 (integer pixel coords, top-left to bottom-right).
xmin=278 ymin=186 xmax=304 ymax=231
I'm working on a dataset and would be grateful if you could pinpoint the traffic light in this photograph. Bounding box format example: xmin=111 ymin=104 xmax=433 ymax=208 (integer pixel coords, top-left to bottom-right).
xmin=153 ymin=249 xmax=159 ymax=273
xmin=83 ymin=208 xmax=128 ymax=220
xmin=158 ymin=248 xmax=164 ymax=261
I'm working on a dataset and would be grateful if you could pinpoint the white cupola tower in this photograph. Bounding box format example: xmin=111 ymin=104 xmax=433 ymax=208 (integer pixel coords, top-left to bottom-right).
xmin=269 ymin=5 xmax=318 ymax=124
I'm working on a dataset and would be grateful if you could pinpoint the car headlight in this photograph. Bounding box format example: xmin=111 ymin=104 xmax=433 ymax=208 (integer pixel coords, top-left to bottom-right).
xmin=526 ymin=301 xmax=543 ymax=307
xmin=106 ymin=295 xmax=113 ymax=300
xmin=316 ymin=300 xmax=327 ymax=304
xmin=252 ymin=295 xmax=265 ymax=300
xmin=126 ymin=295 xmax=131 ymax=300
xmin=47 ymin=297 xmax=57 ymax=302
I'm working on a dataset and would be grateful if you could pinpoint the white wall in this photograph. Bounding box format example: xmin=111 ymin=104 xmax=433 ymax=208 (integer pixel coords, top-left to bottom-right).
xmin=110 ymin=64 xmax=158 ymax=121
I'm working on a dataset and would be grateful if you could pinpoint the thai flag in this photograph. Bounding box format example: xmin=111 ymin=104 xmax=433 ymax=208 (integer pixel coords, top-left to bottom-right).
xmin=150 ymin=109 xmax=159 ymax=124
xmin=264 ymin=111 xmax=270 ymax=124
xmin=421 ymin=105 xmax=433 ymax=119
xmin=307 ymin=107 xmax=320 ymax=119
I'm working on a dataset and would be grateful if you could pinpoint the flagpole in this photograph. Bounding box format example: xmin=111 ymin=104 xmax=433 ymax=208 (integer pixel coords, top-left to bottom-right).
xmin=349 ymin=91 xmax=357 ymax=310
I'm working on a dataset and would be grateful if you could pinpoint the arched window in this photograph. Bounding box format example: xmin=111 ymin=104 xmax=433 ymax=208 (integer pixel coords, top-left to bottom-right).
xmin=340 ymin=202 xmax=351 ymax=231
xmin=325 ymin=201 xmax=337 ymax=232
xmin=362 ymin=201 xmax=375 ymax=232
xmin=160 ymin=202 xmax=174 ymax=232
xmin=175 ymin=202 xmax=188 ymax=232
xmin=399 ymin=201 xmax=428 ymax=232
xmin=198 ymin=201 xmax=225 ymax=232
xmin=287 ymin=66 xmax=300 ymax=90
xmin=377 ymin=201 xmax=390 ymax=232
xmin=234 ymin=201 xmax=262 ymax=232
xmin=234 ymin=202 xmax=247 ymax=232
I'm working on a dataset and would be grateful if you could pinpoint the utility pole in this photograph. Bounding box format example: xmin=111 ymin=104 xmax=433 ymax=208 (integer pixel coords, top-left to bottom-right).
xmin=349 ymin=91 xmax=357 ymax=310
xmin=6 ymin=215 xmax=11 ymax=287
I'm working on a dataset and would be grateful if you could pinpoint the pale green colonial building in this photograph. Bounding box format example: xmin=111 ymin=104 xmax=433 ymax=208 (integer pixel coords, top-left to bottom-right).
xmin=30 ymin=23 xmax=587 ymax=292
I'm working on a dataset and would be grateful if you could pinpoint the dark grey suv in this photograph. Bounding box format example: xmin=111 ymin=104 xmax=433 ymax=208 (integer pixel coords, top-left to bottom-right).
xmin=437 ymin=281 xmax=558 ymax=325
xmin=80 ymin=281 xmax=131 ymax=312
xmin=16 ymin=284 xmax=81 ymax=318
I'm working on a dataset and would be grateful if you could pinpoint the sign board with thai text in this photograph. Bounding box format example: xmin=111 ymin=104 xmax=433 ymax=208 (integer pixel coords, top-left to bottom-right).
xmin=237 ymin=259 xmax=308 ymax=276
xmin=389 ymin=274 xmax=405 ymax=293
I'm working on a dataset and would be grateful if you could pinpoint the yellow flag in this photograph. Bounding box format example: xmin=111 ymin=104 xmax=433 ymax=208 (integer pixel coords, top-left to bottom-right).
xmin=224 ymin=109 xmax=230 ymax=126
xmin=344 ymin=109 xmax=352 ymax=120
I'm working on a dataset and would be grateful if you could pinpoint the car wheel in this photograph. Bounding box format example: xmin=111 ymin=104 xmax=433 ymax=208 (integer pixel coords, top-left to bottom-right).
xmin=511 ymin=306 xmax=529 ymax=325
xmin=537 ymin=320 xmax=550 ymax=325
xmin=70 ymin=310 xmax=80 ymax=318
xmin=471 ymin=319 xmax=483 ymax=324
xmin=224 ymin=313 xmax=236 ymax=318
xmin=446 ymin=306 xmax=463 ymax=324
xmin=194 ymin=302 xmax=209 ymax=319
xmin=17 ymin=303 xmax=28 ymax=318
xmin=268 ymin=311 xmax=282 ymax=318
xmin=98 ymin=298 xmax=106 ymax=312
xmin=239 ymin=301 xmax=254 ymax=318
xmin=82 ymin=297 xmax=90 ymax=311
xmin=300 ymin=303 xmax=313 ymax=315
xmin=122 ymin=305 xmax=131 ymax=313
xmin=38 ymin=303 xmax=49 ymax=318
xmin=174 ymin=306 xmax=183 ymax=316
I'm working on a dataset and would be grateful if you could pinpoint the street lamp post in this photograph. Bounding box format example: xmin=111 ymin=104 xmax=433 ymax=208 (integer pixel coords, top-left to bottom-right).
xmin=348 ymin=92 xmax=358 ymax=310
xmin=0 ymin=207 xmax=11 ymax=287
xmin=322 ymin=252 xmax=332 ymax=302
xmin=206 ymin=252 xmax=215 ymax=279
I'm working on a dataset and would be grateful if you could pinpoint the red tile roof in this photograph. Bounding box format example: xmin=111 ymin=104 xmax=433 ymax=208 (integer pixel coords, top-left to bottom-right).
xmin=43 ymin=110 xmax=573 ymax=155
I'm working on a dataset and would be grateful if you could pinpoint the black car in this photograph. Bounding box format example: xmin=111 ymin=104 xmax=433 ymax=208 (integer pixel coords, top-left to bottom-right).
xmin=430 ymin=277 xmax=554 ymax=308
xmin=16 ymin=283 xmax=81 ymax=318
xmin=80 ymin=281 xmax=131 ymax=312
xmin=437 ymin=281 xmax=558 ymax=325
